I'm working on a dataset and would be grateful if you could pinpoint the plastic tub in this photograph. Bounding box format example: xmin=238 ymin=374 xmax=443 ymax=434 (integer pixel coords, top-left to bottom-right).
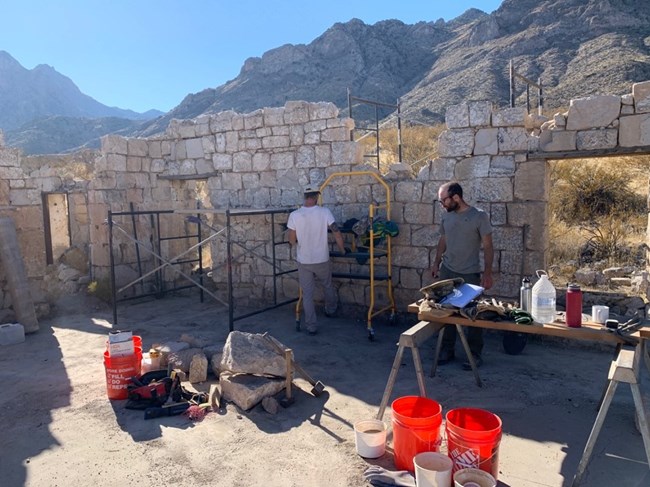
xmin=353 ymin=419 xmax=387 ymax=458
xmin=391 ymin=396 xmax=442 ymax=472
xmin=446 ymin=408 xmax=502 ymax=480
xmin=454 ymin=467 xmax=496 ymax=487
xmin=414 ymin=451 xmax=453 ymax=487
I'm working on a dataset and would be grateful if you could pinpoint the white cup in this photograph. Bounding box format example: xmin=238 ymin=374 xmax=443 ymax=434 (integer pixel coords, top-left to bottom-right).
xmin=592 ymin=305 xmax=609 ymax=324
xmin=414 ymin=451 xmax=453 ymax=487
xmin=353 ymin=419 xmax=386 ymax=458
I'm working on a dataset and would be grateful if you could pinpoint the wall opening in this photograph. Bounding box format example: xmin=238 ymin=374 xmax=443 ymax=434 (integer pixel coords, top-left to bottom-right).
xmin=42 ymin=192 xmax=71 ymax=265
xmin=547 ymin=155 xmax=649 ymax=289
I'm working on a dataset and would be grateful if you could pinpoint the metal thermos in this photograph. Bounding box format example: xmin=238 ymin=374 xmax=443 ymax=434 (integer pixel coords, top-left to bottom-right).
xmin=566 ymin=283 xmax=582 ymax=328
xmin=520 ymin=277 xmax=532 ymax=312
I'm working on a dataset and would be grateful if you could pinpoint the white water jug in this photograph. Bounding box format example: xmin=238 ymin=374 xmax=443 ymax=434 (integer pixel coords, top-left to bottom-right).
xmin=531 ymin=270 xmax=556 ymax=324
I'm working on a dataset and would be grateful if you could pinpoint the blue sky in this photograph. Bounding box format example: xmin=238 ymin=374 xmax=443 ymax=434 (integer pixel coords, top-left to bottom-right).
xmin=1 ymin=1 xmax=502 ymax=113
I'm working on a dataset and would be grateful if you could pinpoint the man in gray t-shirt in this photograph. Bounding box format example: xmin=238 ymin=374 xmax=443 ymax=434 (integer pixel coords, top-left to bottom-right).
xmin=431 ymin=181 xmax=494 ymax=369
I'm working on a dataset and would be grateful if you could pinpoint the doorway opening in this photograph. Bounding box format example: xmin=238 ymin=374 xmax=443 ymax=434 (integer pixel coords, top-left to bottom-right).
xmin=42 ymin=192 xmax=71 ymax=265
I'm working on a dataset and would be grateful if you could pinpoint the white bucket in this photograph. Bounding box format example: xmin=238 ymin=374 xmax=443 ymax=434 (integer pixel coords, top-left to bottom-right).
xmin=454 ymin=468 xmax=496 ymax=487
xmin=414 ymin=451 xmax=453 ymax=487
xmin=354 ymin=419 xmax=387 ymax=458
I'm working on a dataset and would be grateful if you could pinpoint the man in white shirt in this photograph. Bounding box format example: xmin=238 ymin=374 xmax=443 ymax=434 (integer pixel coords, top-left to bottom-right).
xmin=288 ymin=185 xmax=346 ymax=335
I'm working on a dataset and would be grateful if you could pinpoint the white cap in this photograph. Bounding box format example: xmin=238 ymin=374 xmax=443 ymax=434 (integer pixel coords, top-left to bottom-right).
xmin=303 ymin=184 xmax=320 ymax=194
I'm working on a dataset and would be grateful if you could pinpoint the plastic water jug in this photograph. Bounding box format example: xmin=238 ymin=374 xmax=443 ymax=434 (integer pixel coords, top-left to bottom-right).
xmin=531 ymin=270 xmax=556 ymax=324
xmin=565 ymin=283 xmax=582 ymax=328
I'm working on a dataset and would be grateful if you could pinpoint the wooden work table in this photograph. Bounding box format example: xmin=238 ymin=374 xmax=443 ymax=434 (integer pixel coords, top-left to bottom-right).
xmin=407 ymin=301 xmax=648 ymax=345
xmin=376 ymin=302 xmax=650 ymax=485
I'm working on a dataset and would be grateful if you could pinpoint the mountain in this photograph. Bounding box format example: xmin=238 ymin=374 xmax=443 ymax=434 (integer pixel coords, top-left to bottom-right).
xmin=0 ymin=50 xmax=162 ymax=153
xmin=138 ymin=0 xmax=650 ymax=136
xmin=3 ymin=0 xmax=650 ymax=154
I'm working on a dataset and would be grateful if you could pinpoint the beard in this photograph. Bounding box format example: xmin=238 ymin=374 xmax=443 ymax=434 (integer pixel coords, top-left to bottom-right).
xmin=445 ymin=200 xmax=459 ymax=212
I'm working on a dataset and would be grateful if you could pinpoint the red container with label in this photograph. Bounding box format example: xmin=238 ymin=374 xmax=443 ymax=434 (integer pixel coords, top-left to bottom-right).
xmin=566 ymin=283 xmax=582 ymax=328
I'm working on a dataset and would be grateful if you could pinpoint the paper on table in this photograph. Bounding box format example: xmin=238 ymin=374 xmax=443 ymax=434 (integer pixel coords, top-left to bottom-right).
xmin=438 ymin=283 xmax=484 ymax=308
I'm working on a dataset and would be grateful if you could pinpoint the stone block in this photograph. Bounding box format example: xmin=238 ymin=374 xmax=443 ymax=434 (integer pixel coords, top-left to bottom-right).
xmin=101 ymin=134 xmax=128 ymax=154
xmin=566 ymin=95 xmax=621 ymax=130
xmin=225 ymin=131 xmax=239 ymax=152
xmin=270 ymin=151 xmax=295 ymax=170
xmin=471 ymin=177 xmax=513 ymax=202
xmin=211 ymin=110 xmax=236 ymax=132
xmin=576 ymin=129 xmax=618 ymax=150
xmin=189 ymin=354 xmax=208 ymax=383
xmin=321 ymin=127 xmax=348 ymax=142
xmin=233 ymin=152 xmax=252 ymax=172
xmin=284 ymin=101 xmax=309 ymax=124
xmin=391 ymin=245 xmax=429 ymax=268
xmin=445 ymin=103 xmax=469 ymax=128
xmin=411 ymin=225 xmax=437 ymax=247
xmin=514 ymin=159 xmax=547 ymax=201
xmin=263 ymin=107 xmax=285 ymax=126
xmin=492 ymin=107 xmax=526 ymax=127
xmin=126 ymin=156 xmax=142 ymax=172
xmin=456 ymin=155 xmax=490 ymax=179
xmin=296 ymin=146 xmax=315 ymax=167
xmin=309 ymin=102 xmax=339 ymax=120
xmin=490 ymin=155 xmax=515 ymax=176
xmin=490 ymin=203 xmax=506 ymax=225
xmin=106 ymin=153 xmax=127 ymax=172
xmin=221 ymin=173 xmax=242 ymax=190
xmin=474 ymin=128 xmax=498 ymax=155
xmin=290 ymin=125 xmax=304 ymax=145
xmin=438 ymin=129 xmax=474 ymax=157
xmin=185 ymin=138 xmax=204 ymax=159
xmin=621 ymin=105 xmax=634 ymax=115
xmin=403 ymin=203 xmax=433 ymax=224
xmin=633 ymin=81 xmax=650 ymax=113
xmin=538 ymin=130 xmax=576 ymax=152
xmin=305 ymin=120 xmax=327 ymax=133
xmin=619 ymin=113 xmax=650 ymax=147
xmin=394 ymin=181 xmax=423 ymax=203
xmin=498 ymin=127 xmax=528 ymax=152
xmin=221 ymin=331 xmax=288 ymax=376
xmin=243 ymin=109 xmax=264 ymax=130
xmin=271 ymin=125 xmax=289 ymax=136
xmin=178 ymin=121 xmax=197 ymax=139
xmin=400 ymin=268 xmax=423 ymax=289
xmin=621 ymin=93 xmax=634 ymax=106
xmin=492 ymin=226 xmax=524 ymax=251
xmin=262 ymin=135 xmax=290 ymax=149
xmin=252 ymin=152 xmax=271 ymax=171
xmin=220 ymin=373 xmax=286 ymax=411
xmin=469 ymin=101 xmax=492 ymax=127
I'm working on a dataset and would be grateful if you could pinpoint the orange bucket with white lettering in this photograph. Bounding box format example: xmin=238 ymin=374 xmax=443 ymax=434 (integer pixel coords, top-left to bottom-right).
xmin=445 ymin=408 xmax=502 ymax=480
xmin=103 ymin=350 xmax=140 ymax=400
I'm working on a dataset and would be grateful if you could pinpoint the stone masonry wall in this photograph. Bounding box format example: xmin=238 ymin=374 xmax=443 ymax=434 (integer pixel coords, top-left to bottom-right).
xmin=2 ymin=82 xmax=650 ymax=321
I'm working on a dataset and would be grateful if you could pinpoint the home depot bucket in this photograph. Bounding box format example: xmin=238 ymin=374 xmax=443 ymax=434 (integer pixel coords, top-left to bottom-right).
xmin=391 ymin=396 xmax=442 ymax=472
xmin=354 ymin=419 xmax=387 ymax=458
xmin=103 ymin=350 xmax=140 ymax=400
xmin=445 ymin=408 xmax=502 ymax=480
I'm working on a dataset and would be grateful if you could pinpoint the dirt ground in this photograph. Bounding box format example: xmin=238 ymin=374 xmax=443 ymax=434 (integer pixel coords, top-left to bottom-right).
xmin=1 ymin=292 xmax=650 ymax=487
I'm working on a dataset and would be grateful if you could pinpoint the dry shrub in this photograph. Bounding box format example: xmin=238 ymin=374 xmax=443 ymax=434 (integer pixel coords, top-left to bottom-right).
xmin=356 ymin=124 xmax=444 ymax=174
xmin=549 ymin=156 xmax=649 ymax=270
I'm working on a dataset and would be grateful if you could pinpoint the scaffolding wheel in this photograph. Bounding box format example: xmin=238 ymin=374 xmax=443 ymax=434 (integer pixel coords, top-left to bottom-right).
xmin=295 ymin=320 xmax=301 ymax=332
xmin=367 ymin=328 xmax=375 ymax=341
xmin=388 ymin=313 xmax=397 ymax=326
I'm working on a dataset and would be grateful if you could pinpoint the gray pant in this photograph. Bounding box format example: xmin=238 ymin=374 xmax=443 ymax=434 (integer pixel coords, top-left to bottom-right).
xmin=439 ymin=264 xmax=484 ymax=357
xmin=298 ymin=260 xmax=337 ymax=332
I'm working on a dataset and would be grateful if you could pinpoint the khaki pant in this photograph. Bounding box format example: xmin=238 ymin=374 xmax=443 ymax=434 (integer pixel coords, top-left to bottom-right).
xmin=298 ymin=260 xmax=337 ymax=332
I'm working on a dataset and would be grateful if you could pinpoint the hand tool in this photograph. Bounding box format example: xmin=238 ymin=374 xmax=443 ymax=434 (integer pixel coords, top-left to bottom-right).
xmin=144 ymin=402 xmax=190 ymax=420
xmin=280 ymin=348 xmax=295 ymax=408
xmin=262 ymin=332 xmax=325 ymax=396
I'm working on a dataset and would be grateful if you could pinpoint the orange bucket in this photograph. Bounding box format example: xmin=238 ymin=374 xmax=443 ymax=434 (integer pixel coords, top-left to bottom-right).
xmin=103 ymin=350 xmax=140 ymax=400
xmin=445 ymin=408 xmax=502 ymax=480
xmin=391 ymin=396 xmax=443 ymax=472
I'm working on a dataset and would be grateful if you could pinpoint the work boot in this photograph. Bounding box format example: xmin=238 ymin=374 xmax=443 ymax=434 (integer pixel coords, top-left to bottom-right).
xmin=437 ymin=350 xmax=455 ymax=365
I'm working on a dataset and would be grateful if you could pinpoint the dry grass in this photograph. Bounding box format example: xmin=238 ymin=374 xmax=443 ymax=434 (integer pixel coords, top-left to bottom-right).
xmin=548 ymin=156 xmax=649 ymax=276
xmin=356 ymin=124 xmax=445 ymax=175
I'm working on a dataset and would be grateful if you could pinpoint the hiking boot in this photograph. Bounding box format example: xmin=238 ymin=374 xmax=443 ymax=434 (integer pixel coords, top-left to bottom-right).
xmin=307 ymin=329 xmax=318 ymax=336
xmin=437 ymin=350 xmax=455 ymax=365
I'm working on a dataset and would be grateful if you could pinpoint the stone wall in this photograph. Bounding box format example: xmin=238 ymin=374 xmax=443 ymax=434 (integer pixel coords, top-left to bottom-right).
xmin=2 ymin=82 xmax=650 ymax=321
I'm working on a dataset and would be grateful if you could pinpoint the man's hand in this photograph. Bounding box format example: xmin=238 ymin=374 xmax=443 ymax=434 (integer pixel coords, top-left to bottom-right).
xmin=431 ymin=262 xmax=440 ymax=278
xmin=481 ymin=272 xmax=494 ymax=290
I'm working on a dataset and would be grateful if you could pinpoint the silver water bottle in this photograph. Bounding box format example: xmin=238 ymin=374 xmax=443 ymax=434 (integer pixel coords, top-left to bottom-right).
xmin=520 ymin=277 xmax=532 ymax=312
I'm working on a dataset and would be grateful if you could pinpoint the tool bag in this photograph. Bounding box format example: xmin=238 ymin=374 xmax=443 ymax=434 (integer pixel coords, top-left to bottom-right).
xmin=418 ymin=278 xmax=465 ymax=318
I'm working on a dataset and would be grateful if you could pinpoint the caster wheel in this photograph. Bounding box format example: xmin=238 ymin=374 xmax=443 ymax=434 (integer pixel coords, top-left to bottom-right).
xmin=388 ymin=313 xmax=397 ymax=326
xmin=295 ymin=320 xmax=301 ymax=332
xmin=503 ymin=331 xmax=527 ymax=355
xmin=368 ymin=330 xmax=375 ymax=341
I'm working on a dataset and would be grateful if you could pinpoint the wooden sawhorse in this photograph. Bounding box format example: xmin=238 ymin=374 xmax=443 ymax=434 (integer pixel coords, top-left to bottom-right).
xmin=376 ymin=320 xmax=482 ymax=421
xmin=572 ymin=343 xmax=650 ymax=486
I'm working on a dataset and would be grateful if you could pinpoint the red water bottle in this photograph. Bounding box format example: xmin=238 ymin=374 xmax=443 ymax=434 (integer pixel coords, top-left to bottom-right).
xmin=566 ymin=283 xmax=582 ymax=328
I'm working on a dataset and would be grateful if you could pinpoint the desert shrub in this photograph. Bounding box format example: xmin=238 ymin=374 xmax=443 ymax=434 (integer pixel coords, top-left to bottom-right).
xmin=550 ymin=161 xmax=645 ymax=224
xmin=356 ymin=124 xmax=444 ymax=174
xmin=549 ymin=157 xmax=649 ymax=272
